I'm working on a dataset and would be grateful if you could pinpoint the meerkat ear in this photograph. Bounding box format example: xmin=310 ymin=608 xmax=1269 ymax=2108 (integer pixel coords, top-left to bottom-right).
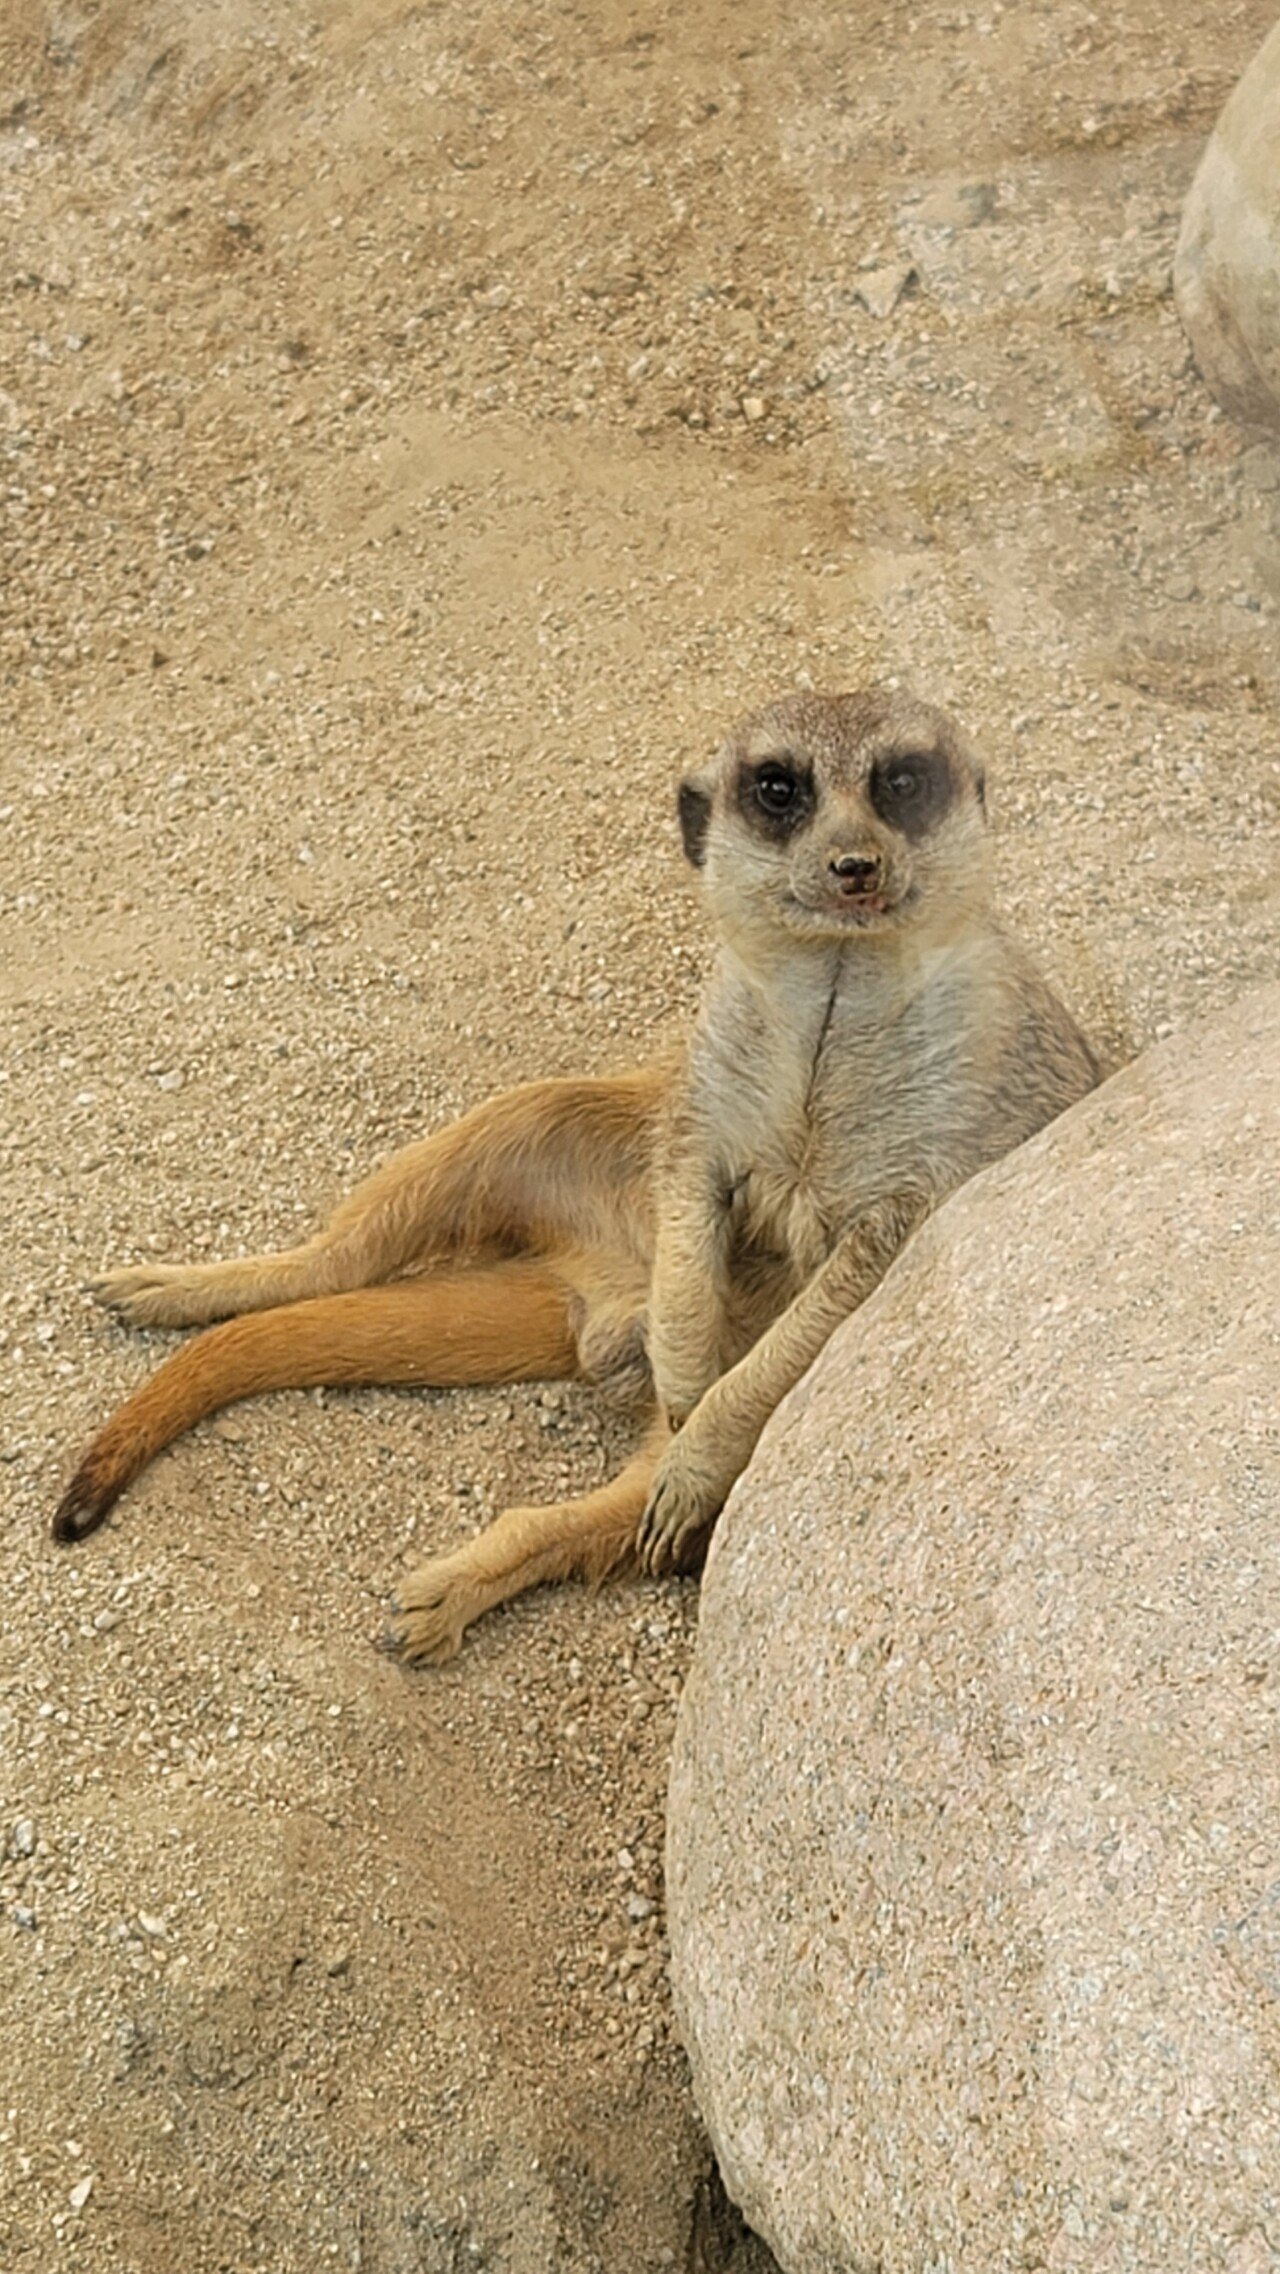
xmin=677 ymin=778 xmax=712 ymax=868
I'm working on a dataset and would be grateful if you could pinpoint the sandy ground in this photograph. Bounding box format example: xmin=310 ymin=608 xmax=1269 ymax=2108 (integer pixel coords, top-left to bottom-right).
xmin=1 ymin=0 xmax=1278 ymax=2267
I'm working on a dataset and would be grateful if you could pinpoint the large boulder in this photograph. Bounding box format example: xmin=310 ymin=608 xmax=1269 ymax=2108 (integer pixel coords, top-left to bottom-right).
xmin=668 ymin=985 xmax=1280 ymax=2274
xmin=1175 ymin=22 xmax=1280 ymax=431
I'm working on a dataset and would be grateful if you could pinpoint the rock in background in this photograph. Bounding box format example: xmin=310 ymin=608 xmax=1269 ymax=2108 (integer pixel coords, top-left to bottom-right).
xmin=668 ymin=986 xmax=1280 ymax=2274
xmin=1176 ymin=19 xmax=1280 ymax=431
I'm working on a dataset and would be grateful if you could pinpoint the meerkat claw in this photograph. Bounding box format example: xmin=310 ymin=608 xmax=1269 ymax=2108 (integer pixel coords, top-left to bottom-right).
xmin=387 ymin=1585 xmax=467 ymax=1665
xmin=639 ymin=1448 xmax=721 ymax=1576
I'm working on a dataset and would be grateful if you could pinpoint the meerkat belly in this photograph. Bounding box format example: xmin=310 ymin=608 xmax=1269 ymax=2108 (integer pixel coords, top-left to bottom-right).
xmin=698 ymin=964 xmax=971 ymax=1327
xmin=728 ymin=1069 xmax=933 ymax=1290
xmin=736 ymin=1164 xmax=831 ymax=1280
xmin=718 ymin=1170 xmax=817 ymax=1364
xmin=724 ymin=1139 xmax=838 ymax=1312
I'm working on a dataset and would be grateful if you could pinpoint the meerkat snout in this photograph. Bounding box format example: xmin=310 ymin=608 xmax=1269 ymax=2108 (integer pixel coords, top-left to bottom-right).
xmin=829 ymin=853 xmax=883 ymax=895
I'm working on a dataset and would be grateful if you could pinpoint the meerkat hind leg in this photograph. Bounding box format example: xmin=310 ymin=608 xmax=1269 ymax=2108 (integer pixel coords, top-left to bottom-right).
xmin=91 ymin=1071 xmax=657 ymax=1333
xmin=90 ymin=1248 xmax=343 ymax=1331
xmin=391 ymin=1415 xmax=669 ymax=1663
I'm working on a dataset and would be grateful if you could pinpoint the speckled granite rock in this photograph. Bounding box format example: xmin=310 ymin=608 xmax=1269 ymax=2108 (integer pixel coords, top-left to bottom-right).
xmin=668 ymin=985 xmax=1280 ymax=2274
xmin=1175 ymin=21 xmax=1280 ymax=431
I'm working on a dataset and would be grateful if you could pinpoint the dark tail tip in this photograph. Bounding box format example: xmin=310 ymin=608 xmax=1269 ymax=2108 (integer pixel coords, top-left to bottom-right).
xmin=52 ymin=1465 xmax=120 ymax=1545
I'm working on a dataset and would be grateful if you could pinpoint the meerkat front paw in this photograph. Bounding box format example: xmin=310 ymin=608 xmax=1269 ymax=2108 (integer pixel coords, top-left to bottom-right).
xmin=637 ymin=1433 xmax=727 ymax=1576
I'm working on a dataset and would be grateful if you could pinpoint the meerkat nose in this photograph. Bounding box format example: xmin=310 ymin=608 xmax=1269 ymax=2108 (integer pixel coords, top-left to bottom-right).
xmin=829 ymin=854 xmax=880 ymax=893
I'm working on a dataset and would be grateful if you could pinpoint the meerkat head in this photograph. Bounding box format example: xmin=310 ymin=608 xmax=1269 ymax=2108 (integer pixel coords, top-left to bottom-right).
xmin=678 ymin=687 xmax=990 ymax=952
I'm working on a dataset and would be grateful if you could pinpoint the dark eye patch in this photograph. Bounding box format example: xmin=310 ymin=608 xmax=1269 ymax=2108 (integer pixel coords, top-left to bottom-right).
xmin=734 ymin=755 xmax=815 ymax=839
xmin=678 ymin=780 xmax=712 ymax=868
xmin=869 ymin=750 xmax=954 ymax=840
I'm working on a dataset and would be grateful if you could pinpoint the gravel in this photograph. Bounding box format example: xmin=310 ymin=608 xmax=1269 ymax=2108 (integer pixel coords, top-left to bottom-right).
xmin=1 ymin=0 xmax=1277 ymax=2267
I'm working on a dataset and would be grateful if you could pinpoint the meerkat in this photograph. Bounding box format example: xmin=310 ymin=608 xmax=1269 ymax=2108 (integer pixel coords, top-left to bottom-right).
xmin=54 ymin=688 xmax=1101 ymax=1659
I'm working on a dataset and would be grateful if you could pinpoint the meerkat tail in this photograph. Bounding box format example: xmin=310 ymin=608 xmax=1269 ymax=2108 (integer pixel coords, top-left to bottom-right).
xmin=391 ymin=1414 xmax=671 ymax=1662
xmin=53 ymin=1264 xmax=581 ymax=1545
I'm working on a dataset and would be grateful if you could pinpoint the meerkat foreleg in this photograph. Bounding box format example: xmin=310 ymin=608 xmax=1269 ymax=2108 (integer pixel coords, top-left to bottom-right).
xmin=638 ymin=1193 xmax=927 ymax=1573
xmin=645 ymin=1159 xmax=733 ymax=1424
xmin=390 ymin=1414 xmax=671 ymax=1661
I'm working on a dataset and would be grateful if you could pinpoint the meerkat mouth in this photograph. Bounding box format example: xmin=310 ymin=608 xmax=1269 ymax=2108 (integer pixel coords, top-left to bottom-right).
xmin=832 ymin=892 xmax=889 ymax=920
xmin=786 ymin=890 xmax=899 ymax=930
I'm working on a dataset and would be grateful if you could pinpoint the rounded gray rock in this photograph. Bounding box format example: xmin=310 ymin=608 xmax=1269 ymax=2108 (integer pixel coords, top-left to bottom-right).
xmin=668 ymin=986 xmax=1280 ymax=2274
xmin=1175 ymin=21 xmax=1280 ymax=431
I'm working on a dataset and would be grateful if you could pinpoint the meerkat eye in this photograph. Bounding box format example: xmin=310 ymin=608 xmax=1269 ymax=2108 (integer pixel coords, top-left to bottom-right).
xmin=736 ymin=754 xmax=813 ymax=835
xmin=869 ymin=750 xmax=953 ymax=839
xmin=755 ymin=764 xmax=800 ymax=814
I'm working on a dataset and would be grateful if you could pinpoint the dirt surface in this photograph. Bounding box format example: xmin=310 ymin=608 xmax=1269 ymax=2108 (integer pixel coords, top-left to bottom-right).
xmin=1 ymin=1 xmax=1277 ymax=2268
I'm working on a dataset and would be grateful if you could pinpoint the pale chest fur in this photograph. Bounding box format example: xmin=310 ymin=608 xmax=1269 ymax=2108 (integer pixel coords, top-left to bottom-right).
xmin=686 ymin=934 xmax=1009 ymax=1281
